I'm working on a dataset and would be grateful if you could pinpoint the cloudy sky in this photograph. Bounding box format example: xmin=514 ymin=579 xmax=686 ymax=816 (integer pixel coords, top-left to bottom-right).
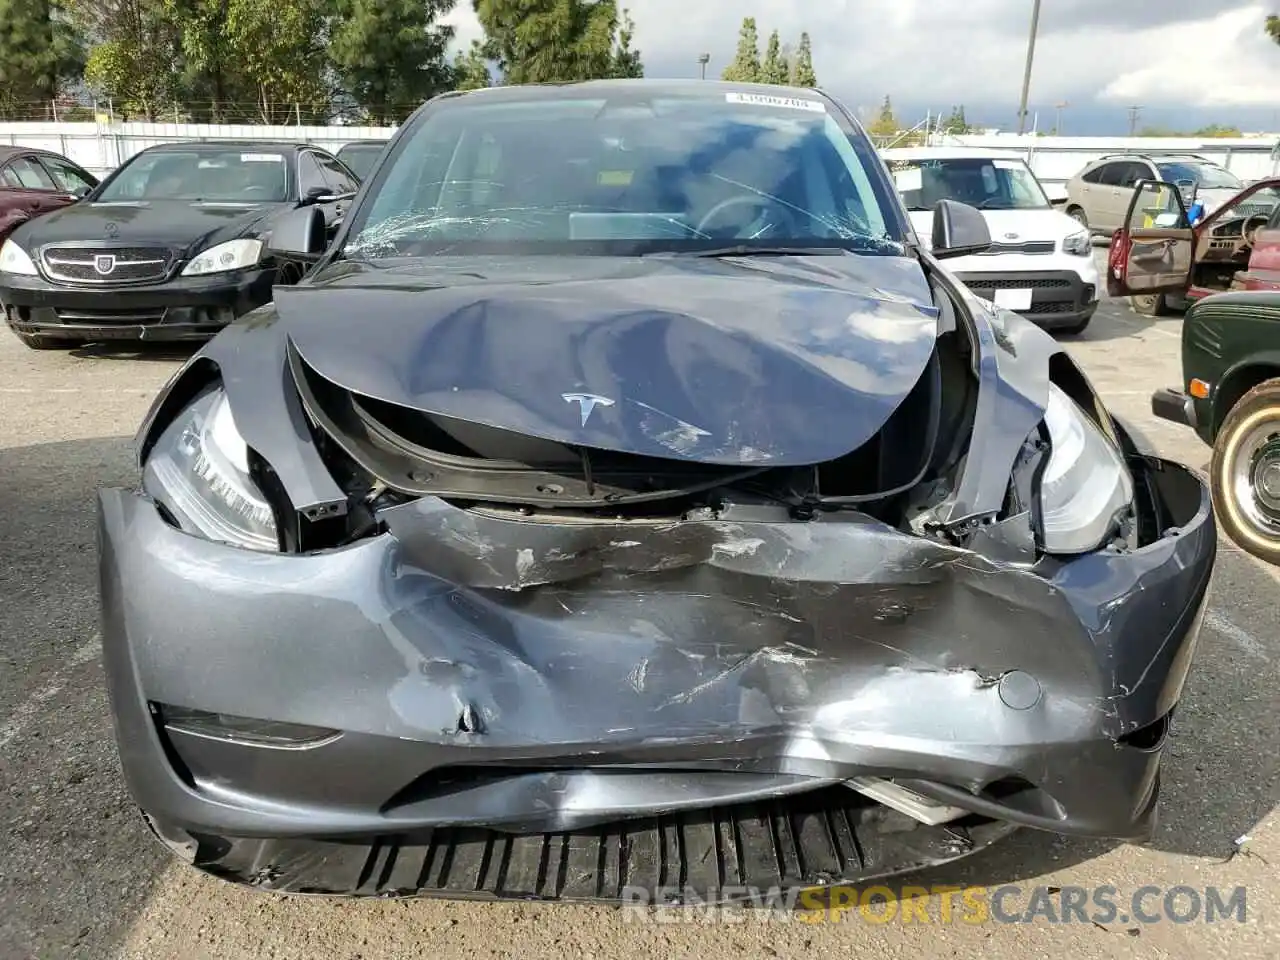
xmin=443 ymin=1 xmax=1280 ymax=134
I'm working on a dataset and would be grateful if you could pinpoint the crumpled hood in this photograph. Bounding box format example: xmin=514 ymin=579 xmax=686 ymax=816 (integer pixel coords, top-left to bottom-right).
xmin=274 ymin=253 xmax=939 ymax=466
xmin=15 ymin=199 xmax=283 ymax=255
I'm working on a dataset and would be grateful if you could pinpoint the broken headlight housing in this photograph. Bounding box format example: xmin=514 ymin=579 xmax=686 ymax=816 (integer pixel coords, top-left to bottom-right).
xmin=1038 ymin=383 xmax=1134 ymax=554
xmin=142 ymin=385 xmax=279 ymax=551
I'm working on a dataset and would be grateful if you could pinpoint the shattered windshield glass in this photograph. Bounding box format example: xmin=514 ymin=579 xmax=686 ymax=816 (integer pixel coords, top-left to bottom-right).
xmin=344 ymin=93 xmax=901 ymax=257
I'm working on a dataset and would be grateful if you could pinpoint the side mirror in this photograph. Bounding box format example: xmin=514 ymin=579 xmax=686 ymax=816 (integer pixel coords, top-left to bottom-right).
xmin=930 ymin=199 xmax=991 ymax=259
xmin=266 ymin=205 xmax=326 ymax=260
xmin=302 ymin=185 xmax=336 ymax=204
xmin=72 ymin=185 xmax=92 ymax=200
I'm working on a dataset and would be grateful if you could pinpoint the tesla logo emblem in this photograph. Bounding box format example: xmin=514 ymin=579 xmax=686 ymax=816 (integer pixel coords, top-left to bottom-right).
xmin=94 ymin=255 xmax=116 ymax=275
xmin=1003 ymin=232 xmax=1019 ymax=240
xmin=104 ymin=221 xmax=119 ymax=238
xmin=562 ymin=392 xmax=614 ymax=427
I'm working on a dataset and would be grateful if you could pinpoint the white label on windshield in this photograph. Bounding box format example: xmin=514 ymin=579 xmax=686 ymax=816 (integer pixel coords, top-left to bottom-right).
xmin=992 ymin=159 xmax=1024 ymax=170
xmin=892 ymin=167 xmax=923 ymax=192
xmin=725 ymin=92 xmax=826 ymax=113
xmin=241 ymin=153 xmax=283 ymax=162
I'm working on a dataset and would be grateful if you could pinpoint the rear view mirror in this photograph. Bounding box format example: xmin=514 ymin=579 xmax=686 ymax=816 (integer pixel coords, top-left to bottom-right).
xmin=930 ymin=199 xmax=991 ymax=259
xmin=266 ymin=205 xmax=326 ymax=260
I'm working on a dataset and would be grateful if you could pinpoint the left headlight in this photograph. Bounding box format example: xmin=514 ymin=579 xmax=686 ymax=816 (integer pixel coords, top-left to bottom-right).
xmin=1038 ymin=383 xmax=1134 ymax=554
xmin=142 ymin=385 xmax=279 ymax=551
xmin=181 ymin=238 xmax=263 ymax=276
xmin=0 ymin=238 xmax=38 ymax=275
xmin=1062 ymin=230 xmax=1090 ymax=256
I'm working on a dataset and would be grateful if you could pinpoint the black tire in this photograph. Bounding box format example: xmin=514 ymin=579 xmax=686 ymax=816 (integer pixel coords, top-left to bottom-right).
xmin=14 ymin=330 xmax=81 ymax=350
xmin=1210 ymin=378 xmax=1280 ymax=565
xmin=1066 ymin=206 xmax=1089 ymax=232
xmin=1130 ymin=293 xmax=1168 ymax=317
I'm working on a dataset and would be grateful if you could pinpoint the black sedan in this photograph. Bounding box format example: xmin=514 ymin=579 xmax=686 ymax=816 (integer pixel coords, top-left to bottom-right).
xmin=0 ymin=140 xmax=359 ymax=349
xmin=99 ymin=80 xmax=1215 ymax=903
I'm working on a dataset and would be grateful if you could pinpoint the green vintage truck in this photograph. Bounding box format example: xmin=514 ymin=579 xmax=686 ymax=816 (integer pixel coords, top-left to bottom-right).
xmin=1151 ymin=290 xmax=1280 ymax=564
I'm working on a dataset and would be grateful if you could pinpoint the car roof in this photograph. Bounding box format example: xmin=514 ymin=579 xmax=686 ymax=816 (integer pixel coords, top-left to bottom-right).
xmin=137 ymin=140 xmax=314 ymax=155
xmin=436 ymin=77 xmax=831 ymax=105
xmin=0 ymin=145 xmax=67 ymax=162
xmin=880 ymin=146 xmax=1026 ymax=161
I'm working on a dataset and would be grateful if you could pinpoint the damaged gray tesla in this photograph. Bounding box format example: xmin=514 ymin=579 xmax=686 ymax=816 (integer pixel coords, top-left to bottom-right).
xmin=99 ymin=80 xmax=1216 ymax=903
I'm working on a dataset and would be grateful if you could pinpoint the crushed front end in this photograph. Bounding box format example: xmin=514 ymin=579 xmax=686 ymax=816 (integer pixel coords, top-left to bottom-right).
xmin=98 ymin=272 xmax=1216 ymax=903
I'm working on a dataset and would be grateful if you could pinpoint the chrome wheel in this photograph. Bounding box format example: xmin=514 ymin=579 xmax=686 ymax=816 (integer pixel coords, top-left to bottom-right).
xmin=1228 ymin=421 xmax=1280 ymax=538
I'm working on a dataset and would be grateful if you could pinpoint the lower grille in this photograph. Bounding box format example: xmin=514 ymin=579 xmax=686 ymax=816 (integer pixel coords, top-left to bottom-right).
xmin=161 ymin=787 xmax=1015 ymax=901
xmin=41 ymin=245 xmax=172 ymax=285
xmin=970 ymin=277 xmax=1072 ymax=291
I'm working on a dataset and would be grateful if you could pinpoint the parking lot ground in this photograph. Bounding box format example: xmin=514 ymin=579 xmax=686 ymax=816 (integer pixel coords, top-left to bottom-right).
xmin=1 ymin=272 xmax=1277 ymax=959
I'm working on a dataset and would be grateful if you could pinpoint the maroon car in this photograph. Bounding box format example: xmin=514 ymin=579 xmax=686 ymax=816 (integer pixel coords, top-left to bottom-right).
xmin=0 ymin=146 xmax=99 ymax=244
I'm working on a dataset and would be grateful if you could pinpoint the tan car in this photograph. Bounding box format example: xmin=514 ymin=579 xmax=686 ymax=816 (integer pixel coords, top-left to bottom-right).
xmin=1063 ymin=153 xmax=1245 ymax=237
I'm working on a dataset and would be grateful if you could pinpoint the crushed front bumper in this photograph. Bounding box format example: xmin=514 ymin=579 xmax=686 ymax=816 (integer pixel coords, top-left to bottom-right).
xmin=0 ymin=267 xmax=274 ymax=341
xmin=99 ymin=454 xmax=1215 ymax=899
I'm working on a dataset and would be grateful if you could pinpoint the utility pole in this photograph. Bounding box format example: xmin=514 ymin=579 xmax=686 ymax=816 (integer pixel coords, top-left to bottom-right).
xmin=1016 ymin=0 xmax=1042 ymax=135
xmin=1054 ymin=100 xmax=1068 ymax=135
xmin=1127 ymin=105 xmax=1142 ymax=136
xmin=698 ymin=54 xmax=710 ymax=80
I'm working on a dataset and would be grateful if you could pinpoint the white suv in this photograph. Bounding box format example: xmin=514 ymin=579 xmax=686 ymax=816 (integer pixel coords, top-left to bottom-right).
xmin=882 ymin=146 xmax=1100 ymax=335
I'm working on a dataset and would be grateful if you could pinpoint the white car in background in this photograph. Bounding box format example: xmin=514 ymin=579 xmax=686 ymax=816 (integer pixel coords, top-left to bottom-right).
xmin=882 ymin=146 xmax=1100 ymax=335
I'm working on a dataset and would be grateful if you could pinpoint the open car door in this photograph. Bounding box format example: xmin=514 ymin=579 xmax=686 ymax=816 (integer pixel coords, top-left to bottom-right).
xmin=1106 ymin=179 xmax=1194 ymax=297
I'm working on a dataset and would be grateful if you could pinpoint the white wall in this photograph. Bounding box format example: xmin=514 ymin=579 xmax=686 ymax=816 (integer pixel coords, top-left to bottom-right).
xmin=933 ymin=133 xmax=1280 ymax=198
xmin=0 ymin=121 xmax=397 ymax=177
xmin=2 ymin=121 xmax=1278 ymax=194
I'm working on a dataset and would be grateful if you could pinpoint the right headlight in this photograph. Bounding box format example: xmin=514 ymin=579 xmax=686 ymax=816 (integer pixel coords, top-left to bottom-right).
xmin=0 ymin=238 xmax=38 ymax=275
xmin=1039 ymin=383 xmax=1134 ymax=554
xmin=142 ymin=385 xmax=279 ymax=551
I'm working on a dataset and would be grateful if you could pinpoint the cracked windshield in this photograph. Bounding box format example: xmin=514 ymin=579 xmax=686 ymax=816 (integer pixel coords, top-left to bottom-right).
xmin=347 ymin=96 xmax=896 ymax=256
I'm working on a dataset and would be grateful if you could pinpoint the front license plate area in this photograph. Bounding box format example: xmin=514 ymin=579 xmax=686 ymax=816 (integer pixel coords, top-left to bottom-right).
xmin=993 ymin=287 xmax=1033 ymax=310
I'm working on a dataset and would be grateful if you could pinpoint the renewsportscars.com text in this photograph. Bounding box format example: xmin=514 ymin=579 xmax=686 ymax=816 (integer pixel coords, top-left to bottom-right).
xmin=620 ymin=884 xmax=1248 ymax=925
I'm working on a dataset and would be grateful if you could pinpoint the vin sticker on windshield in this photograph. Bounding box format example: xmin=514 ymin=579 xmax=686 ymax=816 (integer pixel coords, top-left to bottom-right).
xmin=725 ymin=92 xmax=826 ymax=113
xmin=241 ymin=153 xmax=283 ymax=162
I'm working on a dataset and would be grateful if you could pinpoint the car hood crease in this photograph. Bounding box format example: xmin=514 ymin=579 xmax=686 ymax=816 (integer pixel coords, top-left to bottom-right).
xmin=278 ymin=255 xmax=940 ymax=467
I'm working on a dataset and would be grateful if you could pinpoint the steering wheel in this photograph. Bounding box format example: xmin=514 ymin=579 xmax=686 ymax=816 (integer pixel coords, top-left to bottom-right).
xmin=696 ymin=194 xmax=792 ymax=237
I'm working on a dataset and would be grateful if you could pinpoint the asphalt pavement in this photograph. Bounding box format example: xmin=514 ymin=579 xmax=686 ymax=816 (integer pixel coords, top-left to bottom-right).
xmin=1 ymin=257 xmax=1276 ymax=959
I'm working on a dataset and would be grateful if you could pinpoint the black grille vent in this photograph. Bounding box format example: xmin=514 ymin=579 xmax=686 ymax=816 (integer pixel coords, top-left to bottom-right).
xmin=41 ymin=245 xmax=172 ymax=285
xmin=976 ymin=241 xmax=1055 ymax=255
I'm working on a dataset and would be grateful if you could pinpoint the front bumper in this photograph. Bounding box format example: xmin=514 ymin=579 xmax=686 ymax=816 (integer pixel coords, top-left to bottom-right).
xmin=953 ymin=268 xmax=1098 ymax=329
xmin=0 ymin=267 xmax=274 ymax=341
xmin=99 ymin=454 xmax=1215 ymax=899
xmin=1151 ymin=388 xmax=1198 ymax=431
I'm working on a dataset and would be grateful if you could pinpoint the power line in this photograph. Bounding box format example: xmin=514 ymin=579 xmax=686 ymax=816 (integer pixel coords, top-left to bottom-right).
xmin=1127 ymin=105 xmax=1143 ymax=136
xmin=1016 ymin=0 xmax=1042 ymax=135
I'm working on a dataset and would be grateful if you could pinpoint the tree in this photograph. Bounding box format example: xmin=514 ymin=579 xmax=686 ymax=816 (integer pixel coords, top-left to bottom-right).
xmin=790 ymin=31 xmax=816 ymax=86
xmin=1268 ymin=13 xmax=1279 ymax=44
xmin=1194 ymin=123 xmax=1242 ymax=137
xmin=77 ymin=0 xmax=184 ymax=120
xmin=223 ymin=0 xmax=330 ymax=122
xmin=453 ymin=38 xmax=491 ymax=90
xmin=474 ymin=0 xmax=626 ymax=84
xmin=720 ymin=16 xmax=759 ymax=82
xmin=330 ymin=0 xmax=456 ymax=124
xmin=868 ymin=94 xmax=898 ymax=138
xmin=942 ymin=105 xmax=971 ymax=134
xmin=163 ymin=0 xmax=253 ymax=121
xmin=609 ymin=6 xmax=641 ymax=78
xmin=0 ymin=0 xmax=84 ymax=118
xmin=760 ymin=29 xmax=787 ymax=84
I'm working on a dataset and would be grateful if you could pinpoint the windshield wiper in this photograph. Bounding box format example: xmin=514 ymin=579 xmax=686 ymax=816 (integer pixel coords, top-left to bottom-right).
xmin=657 ymin=245 xmax=854 ymax=259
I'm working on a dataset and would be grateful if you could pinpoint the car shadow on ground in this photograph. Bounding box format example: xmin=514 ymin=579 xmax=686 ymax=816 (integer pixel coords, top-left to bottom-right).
xmin=1054 ymin=300 xmax=1188 ymax=345
xmin=0 ymin=436 xmax=166 ymax=960
xmin=68 ymin=340 xmax=202 ymax=363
